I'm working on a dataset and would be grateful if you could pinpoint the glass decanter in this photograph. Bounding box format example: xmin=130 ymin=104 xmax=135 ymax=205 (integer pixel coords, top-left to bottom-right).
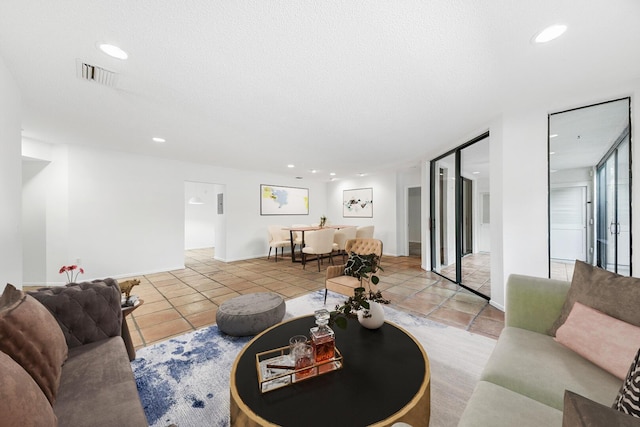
xmin=310 ymin=309 xmax=335 ymax=362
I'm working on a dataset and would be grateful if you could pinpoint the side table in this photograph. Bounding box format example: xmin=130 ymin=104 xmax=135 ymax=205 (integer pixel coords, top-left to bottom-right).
xmin=121 ymin=300 xmax=144 ymax=361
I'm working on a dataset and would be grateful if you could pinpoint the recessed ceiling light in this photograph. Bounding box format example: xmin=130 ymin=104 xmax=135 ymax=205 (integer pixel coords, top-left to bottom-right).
xmin=310 ymin=169 xmax=317 ymax=174
xmin=358 ymin=173 xmax=366 ymax=177
xmin=472 ymin=171 xmax=480 ymax=175
xmin=550 ymin=151 xmax=556 ymax=155
xmin=330 ymin=172 xmax=336 ymax=176
xmin=550 ymin=134 xmax=558 ymax=138
xmin=533 ymin=24 xmax=567 ymax=44
xmin=98 ymin=43 xmax=129 ymax=60
xmin=152 ymin=137 xmax=165 ymax=143
xmin=287 ymin=164 xmax=295 ymax=168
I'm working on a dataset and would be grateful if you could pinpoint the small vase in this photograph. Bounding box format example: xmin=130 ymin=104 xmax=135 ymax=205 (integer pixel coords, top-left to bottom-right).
xmin=357 ymin=300 xmax=385 ymax=329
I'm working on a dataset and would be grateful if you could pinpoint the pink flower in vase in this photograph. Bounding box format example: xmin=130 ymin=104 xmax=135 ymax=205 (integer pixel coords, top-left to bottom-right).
xmin=59 ymin=264 xmax=85 ymax=283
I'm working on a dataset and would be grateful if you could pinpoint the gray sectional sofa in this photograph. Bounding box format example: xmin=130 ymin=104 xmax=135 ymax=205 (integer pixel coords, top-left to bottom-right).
xmin=0 ymin=280 xmax=148 ymax=426
xmin=459 ymin=272 xmax=637 ymax=426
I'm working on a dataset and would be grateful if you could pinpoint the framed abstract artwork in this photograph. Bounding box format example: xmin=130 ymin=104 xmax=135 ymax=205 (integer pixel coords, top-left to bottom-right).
xmin=343 ymin=188 xmax=373 ymax=218
xmin=260 ymin=184 xmax=309 ymax=215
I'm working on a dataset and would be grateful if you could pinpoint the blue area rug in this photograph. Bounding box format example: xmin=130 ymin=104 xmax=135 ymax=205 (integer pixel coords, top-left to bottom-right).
xmin=132 ymin=290 xmax=496 ymax=427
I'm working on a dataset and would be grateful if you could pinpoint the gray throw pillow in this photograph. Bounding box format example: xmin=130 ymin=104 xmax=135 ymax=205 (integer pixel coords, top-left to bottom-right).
xmin=563 ymin=390 xmax=639 ymax=426
xmin=28 ymin=279 xmax=123 ymax=348
xmin=612 ymin=347 xmax=640 ymax=418
xmin=0 ymin=284 xmax=68 ymax=405
xmin=548 ymin=260 xmax=640 ymax=336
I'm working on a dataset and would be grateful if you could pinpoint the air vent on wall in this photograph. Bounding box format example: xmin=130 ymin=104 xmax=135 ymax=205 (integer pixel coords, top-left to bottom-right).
xmin=75 ymin=59 xmax=118 ymax=87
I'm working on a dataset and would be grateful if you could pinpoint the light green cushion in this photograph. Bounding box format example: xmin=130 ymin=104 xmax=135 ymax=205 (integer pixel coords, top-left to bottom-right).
xmin=480 ymin=327 xmax=622 ymax=410
xmin=458 ymin=381 xmax=563 ymax=427
xmin=506 ymin=274 xmax=570 ymax=334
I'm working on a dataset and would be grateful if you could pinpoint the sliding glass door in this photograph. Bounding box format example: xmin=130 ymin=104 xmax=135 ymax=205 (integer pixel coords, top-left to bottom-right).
xmin=597 ymin=137 xmax=631 ymax=275
xmin=549 ymin=97 xmax=631 ymax=280
xmin=430 ymin=132 xmax=491 ymax=300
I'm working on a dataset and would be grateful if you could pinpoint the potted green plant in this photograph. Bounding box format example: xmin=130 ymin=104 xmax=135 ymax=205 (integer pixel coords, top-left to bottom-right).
xmin=330 ymin=252 xmax=389 ymax=329
xmin=330 ymin=286 xmax=390 ymax=329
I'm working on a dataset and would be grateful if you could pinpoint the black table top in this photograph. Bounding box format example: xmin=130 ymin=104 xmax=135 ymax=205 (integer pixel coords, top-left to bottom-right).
xmin=232 ymin=315 xmax=428 ymax=427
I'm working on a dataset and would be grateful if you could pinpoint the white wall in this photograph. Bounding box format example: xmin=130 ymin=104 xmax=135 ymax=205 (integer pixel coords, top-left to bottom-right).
xmin=0 ymin=56 xmax=22 ymax=291
xmin=326 ymin=172 xmax=400 ymax=256
xmin=21 ymin=143 xmax=329 ymax=284
xmin=497 ymin=108 xmax=550 ymax=308
xmin=22 ymin=160 xmax=49 ymax=283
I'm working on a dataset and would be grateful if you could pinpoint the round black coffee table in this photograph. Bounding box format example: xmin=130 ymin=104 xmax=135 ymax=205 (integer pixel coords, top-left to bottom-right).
xmin=230 ymin=315 xmax=430 ymax=426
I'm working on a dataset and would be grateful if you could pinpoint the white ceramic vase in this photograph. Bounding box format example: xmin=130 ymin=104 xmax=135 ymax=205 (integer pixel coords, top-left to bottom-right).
xmin=357 ymin=300 xmax=385 ymax=329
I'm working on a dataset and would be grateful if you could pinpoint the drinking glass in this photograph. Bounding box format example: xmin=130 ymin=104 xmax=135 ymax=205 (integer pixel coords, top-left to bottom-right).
xmin=293 ymin=343 xmax=314 ymax=380
xmin=289 ymin=335 xmax=307 ymax=363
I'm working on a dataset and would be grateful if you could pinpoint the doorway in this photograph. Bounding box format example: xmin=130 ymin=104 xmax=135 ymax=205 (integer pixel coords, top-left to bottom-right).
xmin=430 ymin=132 xmax=491 ymax=300
xmin=184 ymin=181 xmax=226 ymax=261
xmin=548 ymin=97 xmax=631 ymax=279
xmin=408 ymin=187 xmax=421 ymax=257
xmin=596 ymin=135 xmax=631 ymax=275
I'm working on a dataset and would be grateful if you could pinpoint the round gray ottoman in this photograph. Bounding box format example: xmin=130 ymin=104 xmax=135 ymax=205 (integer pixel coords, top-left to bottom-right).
xmin=216 ymin=292 xmax=286 ymax=336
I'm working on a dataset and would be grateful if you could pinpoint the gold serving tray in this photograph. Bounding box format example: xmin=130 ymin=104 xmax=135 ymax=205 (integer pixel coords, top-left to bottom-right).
xmin=255 ymin=345 xmax=343 ymax=393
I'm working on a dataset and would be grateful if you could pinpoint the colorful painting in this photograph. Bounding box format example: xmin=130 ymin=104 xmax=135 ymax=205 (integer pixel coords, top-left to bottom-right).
xmin=343 ymin=188 xmax=373 ymax=218
xmin=260 ymin=184 xmax=309 ymax=215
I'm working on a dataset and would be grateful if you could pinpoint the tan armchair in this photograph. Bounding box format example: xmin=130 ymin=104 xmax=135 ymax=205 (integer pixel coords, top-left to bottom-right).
xmin=324 ymin=238 xmax=383 ymax=303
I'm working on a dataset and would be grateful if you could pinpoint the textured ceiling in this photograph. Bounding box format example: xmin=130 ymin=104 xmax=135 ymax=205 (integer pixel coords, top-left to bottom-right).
xmin=1 ymin=1 xmax=639 ymax=181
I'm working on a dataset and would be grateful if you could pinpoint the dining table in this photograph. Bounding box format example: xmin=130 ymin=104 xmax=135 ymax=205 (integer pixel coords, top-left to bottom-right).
xmin=282 ymin=225 xmax=355 ymax=263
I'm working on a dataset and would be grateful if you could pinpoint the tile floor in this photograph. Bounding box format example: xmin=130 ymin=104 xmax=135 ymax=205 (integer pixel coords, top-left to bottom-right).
xmin=122 ymin=249 xmax=504 ymax=350
xmin=438 ymin=252 xmax=492 ymax=298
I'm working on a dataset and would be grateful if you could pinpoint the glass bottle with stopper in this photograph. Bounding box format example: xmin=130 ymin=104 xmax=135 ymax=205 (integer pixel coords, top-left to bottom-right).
xmin=310 ymin=309 xmax=335 ymax=362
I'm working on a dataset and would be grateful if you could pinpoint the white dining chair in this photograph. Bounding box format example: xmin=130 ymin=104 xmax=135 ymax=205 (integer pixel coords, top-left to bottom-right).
xmin=356 ymin=225 xmax=374 ymax=239
xmin=333 ymin=226 xmax=357 ymax=262
xmin=301 ymin=228 xmax=336 ymax=271
xmin=291 ymin=224 xmax=309 ymax=253
xmin=267 ymin=225 xmax=290 ymax=262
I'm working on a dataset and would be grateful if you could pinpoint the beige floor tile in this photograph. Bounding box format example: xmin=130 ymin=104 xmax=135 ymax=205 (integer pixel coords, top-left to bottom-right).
xmin=468 ymin=316 xmax=504 ymax=339
xmin=276 ymin=286 xmax=309 ymax=298
xmin=478 ymin=304 xmax=506 ymax=322
xmin=186 ymin=308 xmax=218 ymax=329
xmin=161 ymin=286 xmax=198 ymax=299
xmin=135 ymin=308 xmax=182 ymax=329
xmin=429 ymin=307 xmax=475 ymax=328
xmin=170 ymin=292 xmax=207 ymax=307
xmin=210 ymin=292 xmax=241 ymax=306
xmin=130 ymin=249 xmax=504 ymax=350
xmin=176 ymin=299 xmax=218 ymax=316
xmin=132 ymin=299 xmax=172 ymax=316
xmin=442 ymin=299 xmax=486 ymax=316
xmin=384 ymin=285 xmax=417 ymax=298
xmin=237 ymin=286 xmax=271 ymax=295
xmin=141 ymin=318 xmax=192 ymax=344
xmin=201 ymin=287 xmax=236 ymax=299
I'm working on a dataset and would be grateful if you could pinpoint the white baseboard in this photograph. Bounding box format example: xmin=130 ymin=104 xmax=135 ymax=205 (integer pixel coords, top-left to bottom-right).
xmin=490 ymin=300 xmax=505 ymax=312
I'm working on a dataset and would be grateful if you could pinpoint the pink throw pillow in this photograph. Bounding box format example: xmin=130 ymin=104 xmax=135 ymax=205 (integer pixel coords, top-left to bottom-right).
xmin=555 ymin=302 xmax=640 ymax=380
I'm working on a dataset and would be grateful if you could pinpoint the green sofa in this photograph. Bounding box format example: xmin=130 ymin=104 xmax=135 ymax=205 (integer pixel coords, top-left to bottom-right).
xmin=458 ymin=274 xmax=624 ymax=426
